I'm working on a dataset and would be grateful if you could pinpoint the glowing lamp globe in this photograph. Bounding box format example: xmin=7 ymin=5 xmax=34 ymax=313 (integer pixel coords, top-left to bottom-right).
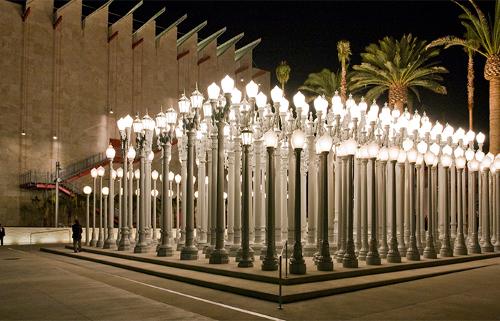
xmin=468 ymin=159 xmax=479 ymax=171
xmin=190 ymin=87 xmax=204 ymax=109
xmin=475 ymin=150 xmax=485 ymax=162
xmin=142 ymin=114 xmax=155 ymax=131
xmin=465 ymin=148 xmax=475 ymax=161
xmin=402 ymin=138 xmax=413 ymax=152
xmin=481 ymin=156 xmax=492 ymax=170
xmin=314 ymin=96 xmax=328 ymax=115
xmin=407 ymin=149 xmax=418 ymax=163
xmin=270 ymin=86 xmax=283 ymax=103
xmin=455 ymin=157 xmax=466 ymax=169
xmin=416 ymin=154 xmax=424 ymax=165
xmin=132 ymin=115 xmax=143 ymax=133
xmin=207 ymin=82 xmax=220 ymax=100
xmin=151 ymin=189 xmax=159 ymax=197
xmin=202 ymin=102 xmax=212 ymax=119
xmin=174 ymin=174 xmax=181 ymax=184
xmin=134 ymin=169 xmax=140 ymax=179
xmin=441 ymin=154 xmax=452 ymax=168
xmin=424 ymin=151 xmax=435 ymax=166
xmin=291 ymin=129 xmax=306 ymax=150
xmin=293 ymin=91 xmax=306 ymax=108
xmin=315 ymin=133 xmax=333 ymax=153
xmin=111 ymin=170 xmax=117 ymax=180
xmin=397 ymin=150 xmax=406 ymax=163
xmin=332 ymin=92 xmax=343 ymax=116
xmin=430 ymin=143 xmax=440 ymax=156
xmin=117 ymin=117 xmax=126 ymax=131
xmin=279 ymin=97 xmax=289 ymax=113
xmin=263 ymin=130 xmax=279 ymax=148
xmin=358 ymin=97 xmax=367 ymax=113
xmin=102 ymin=187 xmax=109 ymax=196
xmin=389 ymin=146 xmax=399 ymax=161
xmin=127 ymin=147 xmax=136 ymax=161
xmin=476 ymin=132 xmax=485 ymax=144
xmin=106 ymin=144 xmax=115 ymax=160
xmin=367 ymin=142 xmax=379 ymax=158
xmin=231 ymin=87 xmax=242 ymax=104
xmin=417 ymin=141 xmax=427 ymax=154
xmin=346 ymin=94 xmax=355 ymax=109
xmin=442 ymin=145 xmax=452 ymax=156
xmin=350 ymin=103 xmax=360 ymax=120
xmin=147 ymin=151 xmax=154 ymax=162
xmin=178 ymin=94 xmax=191 ymax=114
xmin=221 ymin=75 xmax=235 ymax=94
xmin=116 ymin=167 xmax=123 ymax=178
xmin=151 ymin=170 xmax=159 ymax=181
xmin=256 ymin=92 xmax=267 ymax=109
xmin=487 ymin=152 xmax=494 ymax=160
xmin=241 ymin=130 xmax=253 ymax=146
xmin=495 ymin=157 xmax=500 ymax=170
xmin=91 ymin=168 xmax=98 ymax=178
xmin=454 ymin=146 xmax=464 ymax=158
xmin=379 ymin=147 xmax=389 ymax=161
xmin=343 ymin=139 xmax=357 ymax=156
xmin=83 ymin=186 xmax=92 ymax=195
xmin=97 ymin=166 xmax=105 ymax=177
xmin=246 ymin=80 xmax=259 ymax=98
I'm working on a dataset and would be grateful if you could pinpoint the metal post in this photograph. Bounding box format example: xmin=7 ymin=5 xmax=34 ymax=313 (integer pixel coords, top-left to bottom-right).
xmin=262 ymin=146 xmax=278 ymax=271
xmin=317 ymin=151 xmax=333 ymax=271
xmin=238 ymin=143 xmax=253 ymax=267
xmin=55 ymin=161 xmax=60 ymax=227
xmin=387 ymin=159 xmax=401 ymax=263
xmin=424 ymin=164 xmax=437 ymax=259
xmin=290 ymin=148 xmax=306 ymax=274
xmin=366 ymin=157 xmax=381 ymax=265
xmin=85 ymin=194 xmax=90 ymax=246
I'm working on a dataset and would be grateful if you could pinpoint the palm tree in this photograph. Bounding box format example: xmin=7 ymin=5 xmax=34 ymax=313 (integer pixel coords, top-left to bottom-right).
xmin=351 ymin=34 xmax=448 ymax=112
xmin=299 ymin=68 xmax=340 ymax=102
xmin=465 ymin=30 xmax=481 ymax=130
xmin=337 ymin=40 xmax=351 ymax=104
xmin=275 ymin=60 xmax=291 ymax=93
xmin=427 ymin=0 xmax=499 ymax=153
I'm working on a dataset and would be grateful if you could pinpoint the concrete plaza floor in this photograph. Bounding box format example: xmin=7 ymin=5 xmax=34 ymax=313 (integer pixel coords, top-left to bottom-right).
xmin=1 ymin=244 xmax=500 ymax=320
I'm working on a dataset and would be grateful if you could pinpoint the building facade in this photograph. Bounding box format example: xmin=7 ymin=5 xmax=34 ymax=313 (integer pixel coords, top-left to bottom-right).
xmin=0 ymin=0 xmax=270 ymax=226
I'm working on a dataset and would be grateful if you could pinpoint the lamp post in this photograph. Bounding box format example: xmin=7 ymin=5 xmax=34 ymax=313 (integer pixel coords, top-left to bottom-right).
xmin=83 ymin=186 xmax=92 ymax=246
xmin=127 ymin=147 xmax=136 ymax=245
xmin=96 ymin=166 xmax=105 ymax=248
xmin=239 ymin=128 xmax=254 ymax=268
xmin=387 ymin=145 xmax=401 ymax=263
xmin=104 ymin=144 xmax=116 ymax=249
xmin=102 ymin=187 xmax=109 ymax=242
xmin=262 ymin=129 xmax=279 ymax=271
xmin=423 ymin=151 xmax=438 ymax=258
xmin=480 ymin=157 xmax=494 ymax=252
xmin=366 ymin=141 xmax=381 ymax=265
xmin=90 ymin=168 xmax=98 ymax=247
xmin=117 ymin=115 xmax=133 ymax=250
xmin=494 ymin=157 xmax=500 ymax=251
xmin=134 ymin=168 xmax=140 ymax=242
xmin=454 ymin=156 xmax=467 ymax=255
xmin=209 ymin=77 xmax=233 ymax=264
xmin=316 ymin=132 xmax=334 ymax=271
xmin=406 ymin=145 xmax=420 ymax=261
xmin=440 ymin=153 xmax=453 ymax=257
xmin=468 ymin=159 xmax=481 ymax=253
xmin=151 ymin=170 xmax=159 ymax=244
xmin=289 ymin=129 xmax=307 ymax=274
xmin=175 ymin=174 xmax=181 ymax=243
xmin=116 ymin=167 xmax=123 ymax=246
xmin=378 ymin=147 xmax=389 ymax=258
xmin=156 ymin=108 xmax=177 ymax=257
xmin=179 ymin=86 xmax=203 ymax=260
xmin=343 ymin=138 xmax=358 ymax=268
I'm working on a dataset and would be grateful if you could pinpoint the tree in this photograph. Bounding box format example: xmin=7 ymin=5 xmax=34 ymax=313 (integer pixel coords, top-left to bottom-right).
xmin=351 ymin=34 xmax=448 ymax=112
xmin=427 ymin=0 xmax=499 ymax=152
xmin=299 ymin=68 xmax=341 ymax=102
xmin=275 ymin=61 xmax=291 ymax=92
xmin=337 ymin=40 xmax=352 ymax=103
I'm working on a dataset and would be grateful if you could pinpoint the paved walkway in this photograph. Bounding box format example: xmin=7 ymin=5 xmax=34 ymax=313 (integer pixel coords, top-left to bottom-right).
xmin=1 ymin=245 xmax=500 ymax=320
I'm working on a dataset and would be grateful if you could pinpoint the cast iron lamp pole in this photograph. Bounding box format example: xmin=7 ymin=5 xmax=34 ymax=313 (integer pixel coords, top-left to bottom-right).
xmin=423 ymin=151 xmax=438 ymax=259
xmin=90 ymin=168 xmax=98 ymax=246
xmin=96 ymin=166 xmax=105 ymax=248
xmin=179 ymin=87 xmax=203 ymax=260
xmin=454 ymin=156 xmax=468 ymax=255
xmin=156 ymin=108 xmax=177 ymax=257
xmin=127 ymin=147 xmax=136 ymax=245
xmin=440 ymin=153 xmax=453 ymax=257
xmin=316 ymin=132 xmax=334 ymax=271
xmin=208 ymin=77 xmax=233 ymax=264
xmin=83 ymin=186 xmax=92 ymax=246
xmin=342 ymin=138 xmax=358 ymax=268
xmin=386 ymin=145 xmax=401 ymax=263
xmin=133 ymin=115 xmax=149 ymax=253
xmin=262 ymin=129 xmax=279 ymax=271
xmin=289 ymin=128 xmax=307 ymax=274
xmin=239 ymin=128 xmax=254 ymax=267
xmin=405 ymin=145 xmax=420 ymax=261
xmin=365 ymin=141 xmax=381 ymax=265
xmin=480 ymin=157 xmax=494 ymax=252
xmin=117 ymin=115 xmax=133 ymax=250
xmin=104 ymin=144 xmax=116 ymax=249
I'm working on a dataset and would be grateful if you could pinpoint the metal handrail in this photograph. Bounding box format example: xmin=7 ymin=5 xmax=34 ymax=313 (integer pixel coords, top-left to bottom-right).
xmin=29 ymin=229 xmax=72 ymax=248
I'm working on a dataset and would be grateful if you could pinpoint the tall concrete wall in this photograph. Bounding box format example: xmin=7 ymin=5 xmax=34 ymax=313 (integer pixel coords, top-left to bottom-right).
xmin=0 ymin=0 xmax=269 ymax=226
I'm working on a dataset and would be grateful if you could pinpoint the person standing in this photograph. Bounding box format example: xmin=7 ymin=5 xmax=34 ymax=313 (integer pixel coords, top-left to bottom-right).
xmin=0 ymin=224 xmax=5 ymax=246
xmin=72 ymin=220 xmax=83 ymax=253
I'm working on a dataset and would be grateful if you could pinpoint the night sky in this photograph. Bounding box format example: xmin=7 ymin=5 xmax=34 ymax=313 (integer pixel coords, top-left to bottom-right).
xmin=74 ymin=0 xmax=496 ymax=139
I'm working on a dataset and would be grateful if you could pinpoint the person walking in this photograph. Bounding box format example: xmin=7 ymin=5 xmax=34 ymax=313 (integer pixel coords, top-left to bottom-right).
xmin=72 ymin=219 xmax=83 ymax=253
xmin=0 ymin=224 xmax=5 ymax=246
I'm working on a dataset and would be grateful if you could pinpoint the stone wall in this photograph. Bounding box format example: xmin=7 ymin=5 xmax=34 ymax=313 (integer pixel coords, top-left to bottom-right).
xmin=0 ymin=0 xmax=269 ymax=226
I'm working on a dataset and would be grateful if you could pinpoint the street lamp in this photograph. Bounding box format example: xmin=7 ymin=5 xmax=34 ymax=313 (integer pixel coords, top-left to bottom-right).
xmin=156 ymin=108 xmax=177 ymax=257
xmin=179 ymin=86 xmax=203 ymax=260
xmin=116 ymin=167 xmax=123 ymax=246
xmin=480 ymin=156 xmax=494 ymax=252
xmin=96 ymin=165 xmax=105 ymax=248
xmin=366 ymin=141 xmax=381 ymax=265
xmin=117 ymin=114 xmax=133 ymax=251
xmin=151 ymin=169 xmax=159 ymax=244
xmin=262 ymin=129 xmax=279 ymax=271
xmin=102 ymin=186 xmax=109 ymax=242
xmin=342 ymin=138 xmax=358 ymax=268
xmin=386 ymin=144 xmax=401 ymax=263
xmin=316 ymin=132 xmax=334 ymax=271
xmin=406 ymin=145 xmax=420 ymax=261
xmin=90 ymin=168 xmax=98 ymax=246
xmin=104 ymin=144 xmax=116 ymax=249
xmin=440 ymin=153 xmax=453 ymax=257
xmin=454 ymin=156 xmax=467 ymax=255
xmin=127 ymin=146 xmax=136 ymax=245
xmin=238 ymin=128 xmax=254 ymax=268
xmin=83 ymin=185 xmax=92 ymax=246
xmin=209 ymin=76 xmax=233 ymax=265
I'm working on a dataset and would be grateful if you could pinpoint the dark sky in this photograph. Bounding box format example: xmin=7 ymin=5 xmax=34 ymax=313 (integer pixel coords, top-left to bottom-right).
xmin=77 ymin=0 xmax=495 ymax=138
